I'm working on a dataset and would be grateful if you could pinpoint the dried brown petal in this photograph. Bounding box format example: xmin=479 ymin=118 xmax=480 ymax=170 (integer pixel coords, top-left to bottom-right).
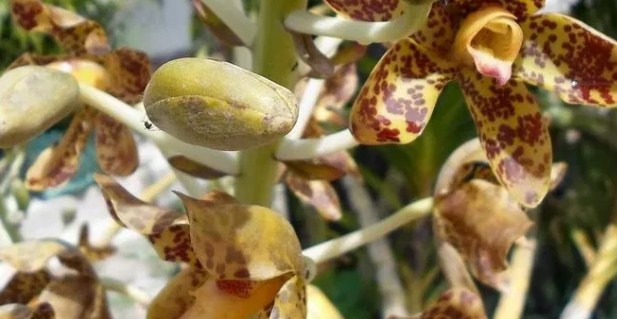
xmin=284 ymin=160 xmax=344 ymax=181
xmin=11 ymin=0 xmax=110 ymax=55
xmin=77 ymin=224 xmax=115 ymax=262
xmin=94 ymin=113 xmax=138 ymax=176
xmin=93 ymin=173 xmax=186 ymax=234
xmin=25 ymin=109 xmax=94 ymax=191
xmin=313 ymin=63 xmax=358 ymax=126
xmin=434 ymin=179 xmax=533 ymax=288
xmin=286 ymin=173 xmax=342 ymax=221
xmin=389 ymin=288 xmax=486 ymax=319
xmin=0 ymin=271 xmax=51 ymax=305
xmin=168 ymin=155 xmax=229 ymax=179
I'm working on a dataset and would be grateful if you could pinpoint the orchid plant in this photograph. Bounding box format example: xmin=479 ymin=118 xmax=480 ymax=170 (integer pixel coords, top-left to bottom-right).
xmin=1 ymin=0 xmax=617 ymax=318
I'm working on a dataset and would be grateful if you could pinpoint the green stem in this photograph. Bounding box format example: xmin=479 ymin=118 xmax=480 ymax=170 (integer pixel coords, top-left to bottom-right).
xmin=234 ymin=0 xmax=306 ymax=206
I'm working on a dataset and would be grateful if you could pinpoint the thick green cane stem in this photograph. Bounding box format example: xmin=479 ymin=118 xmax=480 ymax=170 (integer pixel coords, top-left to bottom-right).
xmin=235 ymin=0 xmax=306 ymax=205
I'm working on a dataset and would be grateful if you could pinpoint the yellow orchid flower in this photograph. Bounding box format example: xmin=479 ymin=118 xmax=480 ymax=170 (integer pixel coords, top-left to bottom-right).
xmin=332 ymin=0 xmax=617 ymax=207
xmin=94 ymin=174 xmax=308 ymax=319
xmin=7 ymin=0 xmax=150 ymax=190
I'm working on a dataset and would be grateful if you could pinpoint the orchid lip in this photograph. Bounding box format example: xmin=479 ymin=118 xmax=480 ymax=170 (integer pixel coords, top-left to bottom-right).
xmin=452 ymin=6 xmax=524 ymax=85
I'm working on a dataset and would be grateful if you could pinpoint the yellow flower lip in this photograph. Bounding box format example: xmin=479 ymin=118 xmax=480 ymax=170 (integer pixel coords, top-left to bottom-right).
xmin=46 ymin=59 xmax=112 ymax=90
xmin=452 ymin=6 xmax=524 ymax=85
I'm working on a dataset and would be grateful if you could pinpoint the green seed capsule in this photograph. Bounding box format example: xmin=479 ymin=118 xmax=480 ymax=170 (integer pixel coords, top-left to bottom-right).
xmin=143 ymin=58 xmax=298 ymax=151
xmin=0 ymin=66 xmax=79 ymax=148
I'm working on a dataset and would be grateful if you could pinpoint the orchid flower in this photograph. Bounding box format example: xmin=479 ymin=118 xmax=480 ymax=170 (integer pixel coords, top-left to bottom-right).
xmin=340 ymin=0 xmax=617 ymax=207
xmin=8 ymin=0 xmax=150 ymax=190
xmin=94 ymin=174 xmax=310 ymax=319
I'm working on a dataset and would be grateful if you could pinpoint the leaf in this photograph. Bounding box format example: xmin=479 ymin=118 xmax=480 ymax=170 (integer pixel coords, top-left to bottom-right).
xmin=168 ymin=155 xmax=229 ymax=179
xmin=177 ymin=192 xmax=303 ymax=281
xmin=286 ymin=173 xmax=342 ymax=221
xmin=434 ymin=179 xmax=533 ymax=288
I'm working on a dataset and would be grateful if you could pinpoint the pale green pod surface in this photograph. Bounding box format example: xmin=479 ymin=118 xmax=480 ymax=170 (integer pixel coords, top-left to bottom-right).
xmin=143 ymin=58 xmax=298 ymax=151
xmin=0 ymin=66 xmax=79 ymax=148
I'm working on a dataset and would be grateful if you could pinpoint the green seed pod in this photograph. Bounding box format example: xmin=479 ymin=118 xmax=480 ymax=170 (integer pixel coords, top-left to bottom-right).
xmin=0 ymin=66 xmax=79 ymax=148
xmin=143 ymin=58 xmax=298 ymax=151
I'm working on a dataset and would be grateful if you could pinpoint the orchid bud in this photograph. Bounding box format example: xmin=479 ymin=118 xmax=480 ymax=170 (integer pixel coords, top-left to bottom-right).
xmin=143 ymin=58 xmax=298 ymax=151
xmin=0 ymin=66 xmax=79 ymax=148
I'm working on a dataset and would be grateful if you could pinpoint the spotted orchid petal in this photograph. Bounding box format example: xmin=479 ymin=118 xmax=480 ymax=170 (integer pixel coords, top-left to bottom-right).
xmin=93 ymin=174 xmax=199 ymax=266
xmin=515 ymin=13 xmax=617 ymax=106
xmin=323 ymin=0 xmax=406 ymax=22
xmin=0 ymin=303 xmax=55 ymax=319
xmin=452 ymin=6 xmax=524 ymax=86
xmin=25 ymin=108 xmax=94 ymax=191
xmin=0 ymin=271 xmax=50 ymax=305
xmin=459 ymin=69 xmax=551 ymax=207
xmin=147 ymin=268 xmax=209 ymax=319
xmin=177 ymin=192 xmax=303 ymax=281
xmin=449 ymin=0 xmax=544 ymax=18
xmin=11 ymin=0 xmax=110 ymax=55
xmin=268 ymin=276 xmax=306 ymax=319
xmin=94 ymin=113 xmax=138 ymax=176
xmin=350 ymin=38 xmax=455 ymax=144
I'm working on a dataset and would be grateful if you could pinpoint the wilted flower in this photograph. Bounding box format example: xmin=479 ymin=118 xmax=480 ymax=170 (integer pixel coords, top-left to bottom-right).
xmin=94 ymin=174 xmax=309 ymax=319
xmin=433 ymin=138 xmax=566 ymax=288
xmin=8 ymin=0 xmax=150 ymax=190
xmin=335 ymin=0 xmax=617 ymax=207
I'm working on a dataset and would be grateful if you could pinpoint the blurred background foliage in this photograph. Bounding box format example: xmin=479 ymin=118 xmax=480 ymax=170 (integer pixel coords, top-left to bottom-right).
xmin=2 ymin=0 xmax=617 ymax=318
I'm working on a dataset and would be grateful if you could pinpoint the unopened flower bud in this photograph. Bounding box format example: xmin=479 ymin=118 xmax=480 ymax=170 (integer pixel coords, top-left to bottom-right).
xmin=0 ymin=66 xmax=79 ymax=148
xmin=144 ymin=58 xmax=298 ymax=151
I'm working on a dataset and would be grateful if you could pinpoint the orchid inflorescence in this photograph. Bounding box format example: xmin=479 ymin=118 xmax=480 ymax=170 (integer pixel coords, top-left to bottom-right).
xmin=1 ymin=0 xmax=617 ymax=318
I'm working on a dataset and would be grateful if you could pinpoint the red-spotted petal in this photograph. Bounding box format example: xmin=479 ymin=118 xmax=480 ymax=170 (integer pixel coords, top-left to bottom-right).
xmin=515 ymin=13 xmax=617 ymax=106
xmin=350 ymin=38 xmax=455 ymax=144
xmin=323 ymin=0 xmax=405 ymax=22
xmin=459 ymin=69 xmax=551 ymax=207
xmin=448 ymin=0 xmax=544 ymax=18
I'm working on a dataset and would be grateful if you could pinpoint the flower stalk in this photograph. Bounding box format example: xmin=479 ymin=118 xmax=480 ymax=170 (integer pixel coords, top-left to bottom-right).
xmin=284 ymin=2 xmax=432 ymax=44
xmin=78 ymin=84 xmax=239 ymax=175
xmin=303 ymin=197 xmax=433 ymax=264
xmin=234 ymin=0 xmax=306 ymax=206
